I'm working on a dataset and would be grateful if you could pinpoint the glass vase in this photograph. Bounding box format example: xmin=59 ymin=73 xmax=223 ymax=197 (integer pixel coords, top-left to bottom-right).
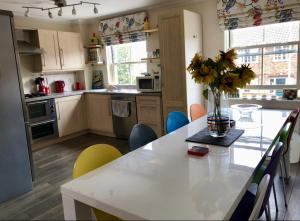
xmin=207 ymin=89 xmax=230 ymax=137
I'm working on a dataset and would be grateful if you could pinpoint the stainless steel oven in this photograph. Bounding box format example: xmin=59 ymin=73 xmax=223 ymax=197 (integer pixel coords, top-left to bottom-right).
xmin=25 ymin=99 xmax=58 ymax=143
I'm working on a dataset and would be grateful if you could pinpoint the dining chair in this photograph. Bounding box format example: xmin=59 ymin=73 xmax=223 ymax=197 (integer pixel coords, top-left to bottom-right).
xmin=73 ymin=144 xmax=122 ymax=221
xmin=129 ymin=124 xmax=157 ymax=151
xmin=166 ymin=111 xmax=189 ymax=133
xmin=231 ymin=142 xmax=284 ymax=221
xmin=190 ymin=104 xmax=207 ymax=121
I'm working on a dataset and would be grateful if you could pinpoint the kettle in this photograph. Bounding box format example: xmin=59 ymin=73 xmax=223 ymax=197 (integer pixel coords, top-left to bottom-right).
xmin=55 ymin=80 xmax=65 ymax=93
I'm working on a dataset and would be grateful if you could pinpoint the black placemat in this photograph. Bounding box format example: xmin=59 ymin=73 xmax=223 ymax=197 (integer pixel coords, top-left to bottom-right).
xmin=186 ymin=128 xmax=244 ymax=147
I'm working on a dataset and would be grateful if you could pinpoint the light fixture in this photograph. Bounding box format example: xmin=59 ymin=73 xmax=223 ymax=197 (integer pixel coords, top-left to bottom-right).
xmin=58 ymin=7 xmax=62 ymax=16
xmin=48 ymin=10 xmax=53 ymax=19
xmin=22 ymin=1 xmax=101 ymax=19
xmin=72 ymin=5 xmax=76 ymax=15
xmin=93 ymin=4 xmax=98 ymax=14
xmin=24 ymin=8 xmax=29 ymax=17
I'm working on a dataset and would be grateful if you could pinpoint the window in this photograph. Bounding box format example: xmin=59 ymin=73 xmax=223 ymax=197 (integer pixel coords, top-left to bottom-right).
xmin=229 ymin=21 xmax=300 ymax=97
xmin=107 ymin=41 xmax=147 ymax=85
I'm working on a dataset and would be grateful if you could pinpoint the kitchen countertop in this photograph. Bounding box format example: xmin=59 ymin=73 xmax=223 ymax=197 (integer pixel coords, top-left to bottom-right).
xmin=25 ymin=89 xmax=161 ymax=102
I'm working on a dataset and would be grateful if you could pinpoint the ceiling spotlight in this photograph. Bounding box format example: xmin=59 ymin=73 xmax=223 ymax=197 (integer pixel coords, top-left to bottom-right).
xmin=72 ymin=6 xmax=76 ymax=15
xmin=93 ymin=4 xmax=98 ymax=14
xmin=24 ymin=8 xmax=29 ymax=17
xmin=58 ymin=7 xmax=62 ymax=16
xmin=48 ymin=10 xmax=53 ymax=19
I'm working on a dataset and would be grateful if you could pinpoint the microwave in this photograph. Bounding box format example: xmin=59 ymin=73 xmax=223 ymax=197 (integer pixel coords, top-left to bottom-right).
xmin=136 ymin=75 xmax=161 ymax=92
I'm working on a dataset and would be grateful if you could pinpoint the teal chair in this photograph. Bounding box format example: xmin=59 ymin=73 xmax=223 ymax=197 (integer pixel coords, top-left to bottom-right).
xmin=129 ymin=124 xmax=157 ymax=151
xmin=166 ymin=111 xmax=189 ymax=134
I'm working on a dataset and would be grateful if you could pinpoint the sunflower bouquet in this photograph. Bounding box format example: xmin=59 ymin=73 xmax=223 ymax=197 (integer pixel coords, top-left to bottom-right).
xmin=187 ymin=49 xmax=255 ymax=136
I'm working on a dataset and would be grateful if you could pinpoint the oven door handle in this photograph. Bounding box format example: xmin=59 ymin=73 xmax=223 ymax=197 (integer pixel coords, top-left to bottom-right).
xmin=27 ymin=100 xmax=49 ymax=106
xmin=28 ymin=119 xmax=56 ymax=127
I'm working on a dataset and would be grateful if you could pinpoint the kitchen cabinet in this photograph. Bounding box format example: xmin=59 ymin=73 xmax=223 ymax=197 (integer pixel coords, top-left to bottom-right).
xmin=159 ymin=10 xmax=202 ymax=122
xmin=137 ymin=96 xmax=163 ymax=136
xmin=57 ymin=31 xmax=85 ymax=70
xmin=86 ymin=94 xmax=114 ymax=134
xmin=55 ymin=95 xmax=86 ymax=137
xmin=37 ymin=30 xmax=84 ymax=72
xmin=37 ymin=29 xmax=61 ymax=71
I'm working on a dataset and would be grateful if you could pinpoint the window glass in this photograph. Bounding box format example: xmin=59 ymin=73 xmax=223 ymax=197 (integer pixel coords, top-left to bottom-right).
xmin=108 ymin=41 xmax=147 ymax=85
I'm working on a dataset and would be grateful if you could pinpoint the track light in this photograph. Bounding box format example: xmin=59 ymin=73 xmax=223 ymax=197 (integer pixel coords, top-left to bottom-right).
xmin=58 ymin=7 xmax=62 ymax=16
xmin=93 ymin=4 xmax=98 ymax=14
xmin=72 ymin=6 xmax=76 ymax=15
xmin=24 ymin=8 xmax=29 ymax=17
xmin=48 ymin=10 xmax=53 ymax=19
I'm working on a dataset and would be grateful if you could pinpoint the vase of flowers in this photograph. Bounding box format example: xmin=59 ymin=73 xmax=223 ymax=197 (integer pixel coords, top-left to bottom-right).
xmin=187 ymin=49 xmax=255 ymax=137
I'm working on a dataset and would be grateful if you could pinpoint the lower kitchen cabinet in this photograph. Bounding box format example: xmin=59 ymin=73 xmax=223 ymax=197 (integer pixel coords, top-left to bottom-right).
xmin=136 ymin=96 xmax=163 ymax=137
xmin=86 ymin=94 xmax=114 ymax=134
xmin=55 ymin=95 xmax=86 ymax=137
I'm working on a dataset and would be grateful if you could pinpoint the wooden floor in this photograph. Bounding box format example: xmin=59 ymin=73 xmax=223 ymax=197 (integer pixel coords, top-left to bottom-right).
xmin=0 ymin=133 xmax=300 ymax=220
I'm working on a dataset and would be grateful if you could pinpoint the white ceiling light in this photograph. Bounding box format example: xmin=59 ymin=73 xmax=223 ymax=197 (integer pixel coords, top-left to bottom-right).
xmin=22 ymin=1 xmax=101 ymax=19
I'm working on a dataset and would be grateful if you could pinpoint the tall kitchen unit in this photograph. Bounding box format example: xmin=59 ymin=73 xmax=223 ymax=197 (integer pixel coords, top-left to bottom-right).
xmin=0 ymin=10 xmax=32 ymax=203
xmin=159 ymin=10 xmax=202 ymax=124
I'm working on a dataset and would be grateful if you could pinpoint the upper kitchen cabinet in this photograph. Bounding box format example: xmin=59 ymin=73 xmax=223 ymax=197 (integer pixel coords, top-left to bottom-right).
xmin=38 ymin=30 xmax=61 ymax=71
xmin=57 ymin=31 xmax=85 ymax=70
xmin=159 ymin=10 xmax=202 ymax=122
xmin=37 ymin=30 xmax=84 ymax=72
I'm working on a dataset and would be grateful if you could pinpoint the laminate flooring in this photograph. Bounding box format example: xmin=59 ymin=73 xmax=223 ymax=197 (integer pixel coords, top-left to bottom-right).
xmin=0 ymin=133 xmax=300 ymax=220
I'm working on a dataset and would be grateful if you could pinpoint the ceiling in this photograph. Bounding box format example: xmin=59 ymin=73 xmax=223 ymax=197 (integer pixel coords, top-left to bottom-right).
xmin=0 ymin=0 xmax=194 ymax=20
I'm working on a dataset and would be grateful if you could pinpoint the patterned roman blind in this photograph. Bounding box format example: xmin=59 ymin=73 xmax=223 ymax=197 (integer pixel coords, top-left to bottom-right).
xmin=217 ymin=0 xmax=300 ymax=30
xmin=99 ymin=12 xmax=147 ymax=45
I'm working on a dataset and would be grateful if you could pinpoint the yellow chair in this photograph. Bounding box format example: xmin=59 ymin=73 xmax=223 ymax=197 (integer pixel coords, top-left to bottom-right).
xmin=73 ymin=144 xmax=122 ymax=221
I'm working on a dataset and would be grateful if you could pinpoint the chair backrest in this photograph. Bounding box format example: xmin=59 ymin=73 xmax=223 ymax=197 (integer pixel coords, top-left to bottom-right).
xmin=129 ymin=124 xmax=157 ymax=151
xmin=284 ymin=108 xmax=300 ymax=154
xmin=73 ymin=144 xmax=122 ymax=179
xmin=190 ymin=104 xmax=207 ymax=122
xmin=248 ymin=174 xmax=271 ymax=221
xmin=259 ymin=142 xmax=284 ymax=217
xmin=166 ymin=111 xmax=189 ymax=134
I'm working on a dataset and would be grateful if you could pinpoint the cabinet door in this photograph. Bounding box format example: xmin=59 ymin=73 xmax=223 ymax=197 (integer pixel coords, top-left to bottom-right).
xmin=159 ymin=13 xmax=187 ymax=122
xmin=56 ymin=95 xmax=86 ymax=137
xmin=57 ymin=31 xmax=84 ymax=70
xmin=38 ymin=29 xmax=61 ymax=71
xmin=86 ymin=94 xmax=113 ymax=133
xmin=137 ymin=96 xmax=163 ymax=136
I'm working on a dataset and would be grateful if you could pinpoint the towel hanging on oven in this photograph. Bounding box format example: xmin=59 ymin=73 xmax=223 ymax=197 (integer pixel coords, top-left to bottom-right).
xmin=111 ymin=100 xmax=130 ymax=118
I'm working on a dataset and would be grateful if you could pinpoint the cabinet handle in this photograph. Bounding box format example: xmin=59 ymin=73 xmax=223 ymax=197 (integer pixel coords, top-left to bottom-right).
xmin=56 ymin=103 xmax=61 ymax=120
xmin=40 ymin=48 xmax=46 ymax=67
xmin=60 ymin=48 xmax=64 ymax=66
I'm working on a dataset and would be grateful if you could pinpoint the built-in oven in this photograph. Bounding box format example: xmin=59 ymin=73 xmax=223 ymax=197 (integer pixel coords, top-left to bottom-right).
xmin=25 ymin=98 xmax=58 ymax=143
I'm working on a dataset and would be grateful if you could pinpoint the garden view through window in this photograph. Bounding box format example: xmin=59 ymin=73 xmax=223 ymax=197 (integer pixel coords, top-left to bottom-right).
xmin=107 ymin=41 xmax=147 ymax=85
xmin=230 ymin=21 xmax=299 ymax=98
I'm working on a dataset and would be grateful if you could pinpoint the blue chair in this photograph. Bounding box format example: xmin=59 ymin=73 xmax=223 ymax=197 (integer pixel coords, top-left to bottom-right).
xmin=231 ymin=142 xmax=284 ymax=221
xmin=166 ymin=111 xmax=189 ymax=134
xmin=129 ymin=124 xmax=157 ymax=151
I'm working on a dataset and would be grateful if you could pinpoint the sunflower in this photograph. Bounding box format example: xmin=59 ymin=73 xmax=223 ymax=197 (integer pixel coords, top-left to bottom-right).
xmin=219 ymin=49 xmax=237 ymax=69
xmin=187 ymin=53 xmax=204 ymax=72
xmin=232 ymin=64 xmax=256 ymax=87
xmin=191 ymin=64 xmax=217 ymax=85
xmin=219 ymin=73 xmax=240 ymax=94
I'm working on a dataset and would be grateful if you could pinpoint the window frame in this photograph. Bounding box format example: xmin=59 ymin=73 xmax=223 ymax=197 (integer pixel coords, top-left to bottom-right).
xmin=229 ymin=31 xmax=300 ymax=90
xmin=106 ymin=41 xmax=147 ymax=86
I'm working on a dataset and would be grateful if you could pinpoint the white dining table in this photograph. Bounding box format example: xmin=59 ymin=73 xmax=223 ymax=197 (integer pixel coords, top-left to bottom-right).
xmin=61 ymin=109 xmax=291 ymax=220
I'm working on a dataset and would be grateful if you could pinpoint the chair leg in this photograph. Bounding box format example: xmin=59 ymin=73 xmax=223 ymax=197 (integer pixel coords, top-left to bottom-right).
xmin=280 ymin=160 xmax=288 ymax=208
xmin=266 ymin=202 xmax=272 ymax=221
xmin=283 ymin=155 xmax=290 ymax=184
xmin=272 ymin=183 xmax=279 ymax=213
xmin=265 ymin=208 xmax=271 ymax=221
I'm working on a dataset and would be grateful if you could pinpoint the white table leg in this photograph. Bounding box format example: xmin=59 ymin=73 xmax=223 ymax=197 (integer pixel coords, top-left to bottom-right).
xmin=62 ymin=194 xmax=92 ymax=220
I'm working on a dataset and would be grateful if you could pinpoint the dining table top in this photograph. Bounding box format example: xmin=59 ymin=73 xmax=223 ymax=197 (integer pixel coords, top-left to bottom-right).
xmin=61 ymin=109 xmax=291 ymax=220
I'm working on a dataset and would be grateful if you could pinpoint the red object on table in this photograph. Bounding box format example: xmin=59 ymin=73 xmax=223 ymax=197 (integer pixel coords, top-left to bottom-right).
xmin=55 ymin=80 xmax=65 ymax=93
xmin=75 ymin=82 xmax=81 ymax=91
xmin=187 ymin=146 xmax=209 ymax=157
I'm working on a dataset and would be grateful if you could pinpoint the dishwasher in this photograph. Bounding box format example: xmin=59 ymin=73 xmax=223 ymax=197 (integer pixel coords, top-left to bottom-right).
xmin=111 ymin=95 xmax=137 ymax=139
